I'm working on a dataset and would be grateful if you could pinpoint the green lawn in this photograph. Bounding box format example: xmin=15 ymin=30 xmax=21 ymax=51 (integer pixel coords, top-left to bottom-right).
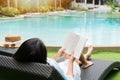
xmin=48 ymin=50 xmax=120 ymax=80
xmin=92 ymin=51 xmax=120 ymax=61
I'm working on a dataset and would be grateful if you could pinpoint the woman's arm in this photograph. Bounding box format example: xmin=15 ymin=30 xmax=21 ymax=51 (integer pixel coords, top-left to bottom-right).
xmin=52 ymin=48 xmax=66 ymax=61
xmin=66 ymin=52 xmax=75 ymax=77
xmin=66 ymin=59 xmax=74 ymax=77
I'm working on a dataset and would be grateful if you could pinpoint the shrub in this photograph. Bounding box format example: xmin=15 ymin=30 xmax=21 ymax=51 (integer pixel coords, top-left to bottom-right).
xmin=106 ymin=0 xmax=119 ymax=9
xmin=56 ymin=7 xmax=64 ymax=11
xmin=39 ymin=6 xmax=48 ymax=13
xmin=1 ymin=7 xmax=20 ymax=17
xmin=74 ymin=7 xmax=88 ymax=11
xmin=48 ymin=6 xmax=54 ymax=11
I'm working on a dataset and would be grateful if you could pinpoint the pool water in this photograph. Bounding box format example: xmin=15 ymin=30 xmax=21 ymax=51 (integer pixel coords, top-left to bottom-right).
xmin=0 ymin=10 xmax=120 ymax=46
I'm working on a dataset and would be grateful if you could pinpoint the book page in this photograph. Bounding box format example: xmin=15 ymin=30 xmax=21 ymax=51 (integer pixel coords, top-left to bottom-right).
xmin=74 ymin=36 xmax=88 ymax=59
xmin=62 ymin=32 xmax=88 ymax=59
xmin=62 ymin=32 xmax=80 ymax=54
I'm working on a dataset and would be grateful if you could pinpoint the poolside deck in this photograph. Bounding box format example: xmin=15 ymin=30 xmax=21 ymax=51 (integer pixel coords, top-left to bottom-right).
xmin=47 ymin=45 xmax=120 ymax=52
xmin=0 ymin=45 xmax=120 ymax=57
xmin=0 ymin=15 xmax=24 ymax=20
xmin=0 ymin=41 xmax=120 ymax=52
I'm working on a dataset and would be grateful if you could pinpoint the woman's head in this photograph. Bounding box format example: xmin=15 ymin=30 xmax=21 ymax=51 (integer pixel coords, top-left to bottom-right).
xmin=13 ymin=38 xmax=47 ymax=64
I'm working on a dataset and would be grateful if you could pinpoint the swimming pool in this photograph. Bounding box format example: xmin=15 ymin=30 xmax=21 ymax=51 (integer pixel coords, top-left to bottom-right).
xmin=0 ymin=10 xmax=120 ymax=46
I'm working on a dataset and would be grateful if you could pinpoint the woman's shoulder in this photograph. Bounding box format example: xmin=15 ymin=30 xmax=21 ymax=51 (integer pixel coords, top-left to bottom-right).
xmin=47 ymin=58 xmax=58 ymax=66
xmin=47 ymin=58 xmax=64 ymax=74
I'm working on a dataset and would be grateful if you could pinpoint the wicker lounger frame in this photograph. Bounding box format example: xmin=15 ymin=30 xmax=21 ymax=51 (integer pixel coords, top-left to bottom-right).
xmin=0 ymin=47 xmax=120 ymax=80
xmin=0 ymin=55 xmax=64 ymax=80
xmin=0 ymin=55 xmax=120 ymax=80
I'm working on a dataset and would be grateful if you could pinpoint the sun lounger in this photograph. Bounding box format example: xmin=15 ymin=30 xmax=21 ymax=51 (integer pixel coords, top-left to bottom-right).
xmin=81 ymin=59 xmax=120 ymax=80
xmin=0 ymin=55 xmax=120 ymax=80
xmin=0 ymin=46 xmax=17 ymax=56
xmin=57 ymin=57 xmax=120 ymax=80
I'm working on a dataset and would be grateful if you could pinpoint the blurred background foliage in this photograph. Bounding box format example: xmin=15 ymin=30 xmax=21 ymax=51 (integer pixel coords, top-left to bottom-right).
xmin=0 ymin=0 xmax=73 ymax=14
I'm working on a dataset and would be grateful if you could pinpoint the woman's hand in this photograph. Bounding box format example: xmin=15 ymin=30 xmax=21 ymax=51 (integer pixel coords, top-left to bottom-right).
xmin=69 ymin=51 xmax=75 ymax=62
xmin=57 ymin=48 xmax=66 ymax=57
xmin=52 ymin=48 xmax=66 ymax=61
xmin=64 ymin=51 xmax=82 ymax=65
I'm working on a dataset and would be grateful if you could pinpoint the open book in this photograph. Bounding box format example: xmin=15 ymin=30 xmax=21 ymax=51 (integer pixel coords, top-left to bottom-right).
xmin=62 ymin=32 xmax=88 ymax=59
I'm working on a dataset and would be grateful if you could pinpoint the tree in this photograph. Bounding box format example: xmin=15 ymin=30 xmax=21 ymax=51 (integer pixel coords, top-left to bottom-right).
xmin=0 ymin=0 xmax=7 ymax=7
xmin=62 ymin=0 xmax=74 ymax=9
xmin=50 ymin=0 xmax=73 ymax=9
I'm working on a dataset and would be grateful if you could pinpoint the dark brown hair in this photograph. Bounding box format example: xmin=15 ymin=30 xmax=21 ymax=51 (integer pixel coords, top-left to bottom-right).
xmin=13 ymin=38 xmax=47 ymax=64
